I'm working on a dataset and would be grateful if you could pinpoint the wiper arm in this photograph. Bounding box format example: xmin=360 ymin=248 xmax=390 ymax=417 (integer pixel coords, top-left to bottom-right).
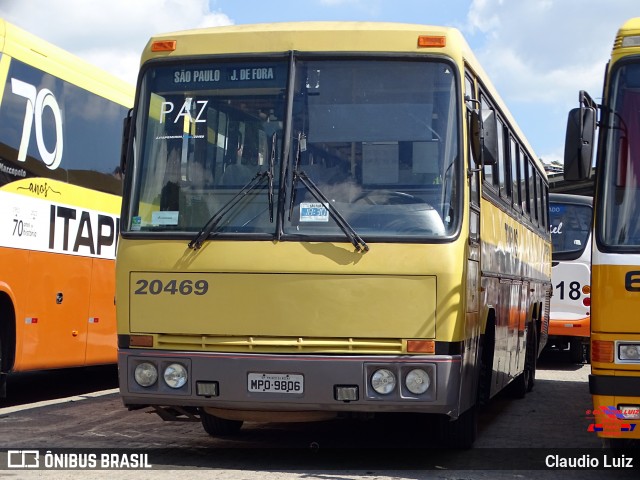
xmin=287 ymin=135 xmax=367 ymax=252
xmin=287 ymin=133 xmax=304 ymax=222
xmin=296 ymin=172 xmax=368 ymax=252
xmin=188 ymin=171 xmax=268 ymax=250
xmin=267 ymin=132 xmax=277 ymax=222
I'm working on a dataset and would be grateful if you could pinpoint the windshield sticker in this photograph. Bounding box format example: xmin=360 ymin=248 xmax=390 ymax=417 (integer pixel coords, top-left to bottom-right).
xmin=131 ymin=216 xmax=142 ymax=231
xmin=300 ymin=202 xmax=329 ymax=223
xmin=151 ymin=211 xmax=179 ymax=226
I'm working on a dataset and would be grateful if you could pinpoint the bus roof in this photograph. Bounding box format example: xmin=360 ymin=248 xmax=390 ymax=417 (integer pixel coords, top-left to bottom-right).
xmin=612 ymin=17 xmax=640 ymax=60
xmin=140 ymin=21 xmax=544 ymax=177
xmin=0 ymin=17 xmax=133 ymax=106
xmin=143 ymin=21 xmax=471 ymax=58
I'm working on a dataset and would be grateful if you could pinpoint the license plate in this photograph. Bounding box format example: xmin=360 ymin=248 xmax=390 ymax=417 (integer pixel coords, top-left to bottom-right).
xmin=247 ymin=373 xmax=304 ymax=394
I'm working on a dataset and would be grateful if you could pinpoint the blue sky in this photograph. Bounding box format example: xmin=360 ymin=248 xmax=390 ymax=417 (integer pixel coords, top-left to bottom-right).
xmin=1 ymin=0 xmax=638 ymax=164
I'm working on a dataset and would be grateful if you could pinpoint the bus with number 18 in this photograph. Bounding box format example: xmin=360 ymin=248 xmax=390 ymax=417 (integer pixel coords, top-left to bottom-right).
xmin=547 ymin=193 xmax=592 ymax=363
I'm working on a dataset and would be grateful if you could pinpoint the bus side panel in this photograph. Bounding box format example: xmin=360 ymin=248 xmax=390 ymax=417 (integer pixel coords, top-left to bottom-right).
xmin=85 ymin=257 xmax=117 ymax=364
xmin=16 ymin=250 xmax=91 ymax=371
xmin=0 ymin=247 xmax=28 ymax=371
xmin=590 ymin=262 xmax=640 ymax=439
xmin=591 ymin=264 xmax=639 ymax=335
xmin=549 ymin=260 xmax=590 ymax=335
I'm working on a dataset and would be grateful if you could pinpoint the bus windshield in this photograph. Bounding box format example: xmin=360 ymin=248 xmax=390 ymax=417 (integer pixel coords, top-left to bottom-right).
xmin=549 ymin=201 xmax=591 ymax=259
xmin=128 ymin=57 xmax=460 ymax=241
xmin=600 ymin=61 xmax=640 ymax=248
xmin=549 ymin=201 xmax=591 ymax=260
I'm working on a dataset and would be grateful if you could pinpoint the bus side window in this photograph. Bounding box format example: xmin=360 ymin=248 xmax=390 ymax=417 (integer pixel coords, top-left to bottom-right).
xmin=497 ymin=120 xmax=509 ymax=200
xmin=519 ymin=149 xmax=529 ymax=216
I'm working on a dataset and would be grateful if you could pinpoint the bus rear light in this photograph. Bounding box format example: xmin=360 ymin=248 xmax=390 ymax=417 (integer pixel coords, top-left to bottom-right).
xmin=407 ymin=340 xmax=435 ymax=354
xmin=582 ymin=285 xmax=591 ymax=295
xmin=619 ymin=343 xmax=640 ymax=361
xmin=583 ymin=297 xmax=591 ymax=307
xmin=591 ymin=340 xmax=614 ymax=363
xmin=151 ymin=40 xmax=177 ymax=52
xmin=417 ymin=35 xmax=446 ymax=48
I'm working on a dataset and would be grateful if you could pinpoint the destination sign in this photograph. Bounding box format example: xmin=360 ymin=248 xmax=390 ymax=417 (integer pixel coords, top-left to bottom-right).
xmin=151 ymin=62 xmax=286 ymax=91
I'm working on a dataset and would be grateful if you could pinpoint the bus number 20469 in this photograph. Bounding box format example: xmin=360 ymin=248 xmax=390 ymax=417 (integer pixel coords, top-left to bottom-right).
xmin=133 ymin=279 xmax=209 ymax=295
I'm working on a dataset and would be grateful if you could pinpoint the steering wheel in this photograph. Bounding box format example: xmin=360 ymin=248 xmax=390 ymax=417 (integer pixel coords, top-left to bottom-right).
xmin=353 ymin=190 xmax=423 ymax=205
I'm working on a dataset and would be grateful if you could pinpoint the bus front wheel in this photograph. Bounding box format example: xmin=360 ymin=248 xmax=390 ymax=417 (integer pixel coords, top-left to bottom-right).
xmin=200 ymin=410 xmax=243 ymax=437
xmin=436 ymin=405 xmax=477 ymax=449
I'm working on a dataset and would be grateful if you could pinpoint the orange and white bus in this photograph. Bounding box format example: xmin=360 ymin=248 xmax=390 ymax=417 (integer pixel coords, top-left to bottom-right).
xmin=0 ymin=19 xmax=133 ymax=396
xmin=117 ymin=22 xmax=551 ymax=448
xmin=565 ymin=17 xmax=640 ymax=446
xmin=547 ymin=193 xmax=592 ymax=363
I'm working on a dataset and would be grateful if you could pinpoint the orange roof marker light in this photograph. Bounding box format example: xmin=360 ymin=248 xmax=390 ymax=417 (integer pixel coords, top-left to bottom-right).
xmin=151 ymin=40 xmax=177 ymax=52
xmin=417 ymin=35 xmax=446 ymax=48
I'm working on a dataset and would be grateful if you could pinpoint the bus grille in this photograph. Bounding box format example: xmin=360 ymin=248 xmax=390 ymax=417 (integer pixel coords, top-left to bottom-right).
xmin=155 ymin=334 xmax=405 ymax=354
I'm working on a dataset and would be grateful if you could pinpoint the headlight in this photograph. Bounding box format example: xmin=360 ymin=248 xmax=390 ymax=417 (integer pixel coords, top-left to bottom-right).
xmin=134 ymin=362 xmax=158 ymax=387
xmin=371 ymin=368 xmax=396 ymax=395
xmin=163 ymin=363 xmax=188 ymax=388
xmin=405 ymin=368 xmax=430 ymax=394
xmin=619 ymin=344 xmax=640 ymax=361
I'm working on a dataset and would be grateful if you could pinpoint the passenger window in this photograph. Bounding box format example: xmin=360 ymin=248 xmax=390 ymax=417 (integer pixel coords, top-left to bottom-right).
xmin=528 ymin=159 xmax=537 ymax=223
xmin=497 ymin=121 xmax=509 ymax=199
xmin=519 ymin=149 xmax=529 ymax=216
xmin=510 ymin=137 xmax=520 ymax=210
xmin=481 ymin=95 xmax=498 ymax=189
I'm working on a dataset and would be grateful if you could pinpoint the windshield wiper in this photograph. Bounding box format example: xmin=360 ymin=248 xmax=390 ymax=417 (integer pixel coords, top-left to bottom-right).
xmin=267 ymin=132 xmax=277 ymax=222
xmin=188 ymin=171 xmax=268 ymax=250
xmin=288 ymin=133 xmax=368 ymax=253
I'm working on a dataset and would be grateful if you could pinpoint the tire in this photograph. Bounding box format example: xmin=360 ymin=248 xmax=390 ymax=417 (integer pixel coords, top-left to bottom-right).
xmin=569 ymin=338 xmax=584 ymax=364
xmin=437 ymin=405 xmax=477 ymax=449
xmin=478 ymin=325 xmax=495 ymax=406
xmin=510 ymin=324 xmax=537 ymax=398
xmin=200 ymin=410 xmax=243 ymax=437
xmin=0 ymin=330 xmax=5 ymax=398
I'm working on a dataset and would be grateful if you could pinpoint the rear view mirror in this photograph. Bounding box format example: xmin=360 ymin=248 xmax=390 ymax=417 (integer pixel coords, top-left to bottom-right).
xmin=564 ymin=93 xmax=596 ymax=181
xmin=120 ymin=109 xmax=133 ymax=174
xmin=471 ymin=108 xmax=498 ymax=166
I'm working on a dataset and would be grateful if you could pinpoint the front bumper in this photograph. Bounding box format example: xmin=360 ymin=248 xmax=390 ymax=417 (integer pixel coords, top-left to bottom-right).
xmin=118 ymin=349 xmax=462 ymax=418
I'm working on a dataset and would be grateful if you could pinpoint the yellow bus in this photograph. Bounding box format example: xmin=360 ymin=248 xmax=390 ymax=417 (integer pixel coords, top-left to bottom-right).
xmin=565 ymin=17 xmax=640 ymax=446
xmin=117 ymin=22 xmax=551 ymax=448
xmin=0 ymin=19 xmax=133 ymax=396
